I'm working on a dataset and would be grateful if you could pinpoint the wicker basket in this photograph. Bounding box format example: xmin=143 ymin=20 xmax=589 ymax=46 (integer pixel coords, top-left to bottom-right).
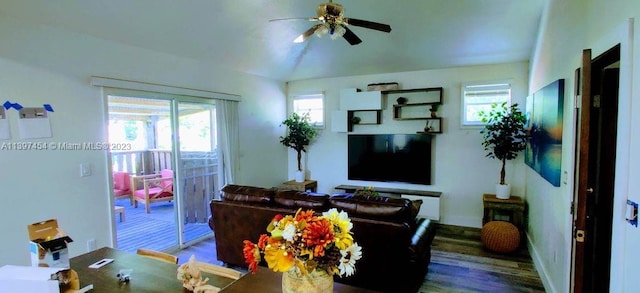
xmin=481 ymin=221 xmax=520 ymax=253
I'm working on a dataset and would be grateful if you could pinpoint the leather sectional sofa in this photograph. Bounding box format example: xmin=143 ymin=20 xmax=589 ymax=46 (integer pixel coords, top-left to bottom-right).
xmin=208 ymin=184 xmax=436 ymax=293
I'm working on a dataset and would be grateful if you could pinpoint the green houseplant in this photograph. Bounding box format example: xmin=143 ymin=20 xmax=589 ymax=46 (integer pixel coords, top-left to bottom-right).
xmin=479 ymin=102 xmax=527 ymax=199
xmin=280 ymin=112 xmax=318 ymax=182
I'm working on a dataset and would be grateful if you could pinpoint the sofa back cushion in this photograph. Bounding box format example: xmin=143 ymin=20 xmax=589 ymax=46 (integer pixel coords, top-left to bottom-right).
xmin=221 ymin=184 xmax=274 ymax=203
xmin=274 ymin=190 xmax=329 ymax=209
xmin=329 ymin=193 xmax=413 ymax=222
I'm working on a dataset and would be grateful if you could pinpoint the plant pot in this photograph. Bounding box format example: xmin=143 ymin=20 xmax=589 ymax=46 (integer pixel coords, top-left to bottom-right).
xmin=495 ymin=184 xmax=511 ymax=199
xmin=294 ymin=170 xmax=305 ymax=182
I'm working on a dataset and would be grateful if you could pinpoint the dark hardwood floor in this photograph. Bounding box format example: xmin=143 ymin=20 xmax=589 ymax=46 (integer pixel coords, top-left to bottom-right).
xmin=178 ymin=224 xmax=545 ymax=292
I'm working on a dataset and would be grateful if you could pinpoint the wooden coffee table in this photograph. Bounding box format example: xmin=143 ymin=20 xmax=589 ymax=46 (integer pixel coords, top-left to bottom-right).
xmin=221 ymin=269 xmax=380 ymax=292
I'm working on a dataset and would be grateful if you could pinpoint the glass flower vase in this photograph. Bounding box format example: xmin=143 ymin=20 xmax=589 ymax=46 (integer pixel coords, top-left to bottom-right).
xmin=282 ymin=269 xmax=333 ymax=293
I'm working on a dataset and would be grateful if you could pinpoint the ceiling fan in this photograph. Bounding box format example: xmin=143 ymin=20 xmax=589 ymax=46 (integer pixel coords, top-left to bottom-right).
xmin=271 ymin=0 xmax=392 ymax=45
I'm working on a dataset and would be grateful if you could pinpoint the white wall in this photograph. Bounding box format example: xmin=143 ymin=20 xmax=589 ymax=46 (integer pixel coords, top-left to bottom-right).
xmin=528 ymin=0 xmax=640 ymax=292
xmin=0 ymin=17 xmax=286 ymax=266
xmin=287 ymin=62 xmax=529 ymax=227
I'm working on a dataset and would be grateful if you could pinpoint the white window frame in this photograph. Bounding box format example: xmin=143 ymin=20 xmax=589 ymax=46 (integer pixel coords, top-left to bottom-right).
xmin=291 ymin=91 xmax=325 ymax=128
xmin=461 ymin=82 xmax=512 ymax=127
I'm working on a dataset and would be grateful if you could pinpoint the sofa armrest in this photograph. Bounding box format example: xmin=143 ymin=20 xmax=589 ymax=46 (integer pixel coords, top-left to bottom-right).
xmin=409 ymin=218 xmax=436 ymax=261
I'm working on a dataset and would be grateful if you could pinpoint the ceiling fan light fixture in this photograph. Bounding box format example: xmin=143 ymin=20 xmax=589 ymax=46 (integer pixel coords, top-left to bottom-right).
xmin=330 ymin=25 xmax=346 ymax=39
xmin=314 ymin=24 xmax=330 ymax=38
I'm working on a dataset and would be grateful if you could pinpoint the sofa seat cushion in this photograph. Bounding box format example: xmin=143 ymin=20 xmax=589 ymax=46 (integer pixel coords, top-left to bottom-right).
xmin=221 ymin=184 xmax=275 ymax=203
xmin=329 ymin=193 xmax=413 ymax=222
xmin=274 ymin=190 xmax=329 ymax=209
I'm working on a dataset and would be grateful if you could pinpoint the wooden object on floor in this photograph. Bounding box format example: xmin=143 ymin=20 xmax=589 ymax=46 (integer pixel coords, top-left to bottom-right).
xmin=482 ymin=193 xmax=526 ymax=232
xmin=136 ymin=248 xmax=178 ymax=264
xmin=114 ymin=205 xmax=125 ymax=222
xmin=194 ymin=261 xmax=243 ymax=280
xmin=130 ymin=169 xmax=174 ymax=214
xmin=279 ymin=180 xmax=318 ymax=192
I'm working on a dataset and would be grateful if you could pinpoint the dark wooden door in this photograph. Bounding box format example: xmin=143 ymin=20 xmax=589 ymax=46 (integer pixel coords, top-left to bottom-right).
xmin=573 ymin=45 xmax=620 ymax=293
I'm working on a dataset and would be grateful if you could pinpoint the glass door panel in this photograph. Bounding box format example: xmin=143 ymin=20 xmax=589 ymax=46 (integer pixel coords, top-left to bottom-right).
xmin=175 ymin=102 xmax=217 ymax=245
xmin=108 ymin=95 xmax=179 ymax=252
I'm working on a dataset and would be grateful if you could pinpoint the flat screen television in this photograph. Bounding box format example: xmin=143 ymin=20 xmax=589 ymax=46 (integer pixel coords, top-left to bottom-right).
xmin=348 ymin=134 xmax=432 ymax=185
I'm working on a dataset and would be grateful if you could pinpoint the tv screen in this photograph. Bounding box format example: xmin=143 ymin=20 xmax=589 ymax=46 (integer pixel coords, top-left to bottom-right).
xmin=348 ymin=134 xmax=432 ymax=185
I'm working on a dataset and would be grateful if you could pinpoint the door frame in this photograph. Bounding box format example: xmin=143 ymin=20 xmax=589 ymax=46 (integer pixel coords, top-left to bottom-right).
xmin=570 ymin=18 xmax=634 ymax=293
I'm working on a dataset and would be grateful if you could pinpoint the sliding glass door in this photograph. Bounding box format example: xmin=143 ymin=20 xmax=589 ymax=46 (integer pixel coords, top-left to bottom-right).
xmin=107 ymin=90 xmax=218 ymax=252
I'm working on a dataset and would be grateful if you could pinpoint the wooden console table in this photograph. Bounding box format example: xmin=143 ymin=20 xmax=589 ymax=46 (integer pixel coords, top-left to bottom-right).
xmin=279 ymin=180 xmax=318 ymax=192
xmin=482 ymin=193 xmax=526 ymax=233
xmin=334 ymin=185 xmax=441 ymax=198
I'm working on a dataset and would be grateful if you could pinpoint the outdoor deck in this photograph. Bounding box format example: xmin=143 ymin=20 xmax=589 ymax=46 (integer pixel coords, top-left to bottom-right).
xmin=114 ymin=198 xmax=213 ymax=253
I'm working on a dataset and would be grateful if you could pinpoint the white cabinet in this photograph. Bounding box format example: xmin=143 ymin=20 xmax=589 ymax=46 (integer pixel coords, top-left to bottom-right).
xmin=331 ymin=110 xmax=348 ymax=132
xmin=339 ymin=88 xmax=382 ymax=110
xmin=331 ymin=88 xmax=383 ymax=132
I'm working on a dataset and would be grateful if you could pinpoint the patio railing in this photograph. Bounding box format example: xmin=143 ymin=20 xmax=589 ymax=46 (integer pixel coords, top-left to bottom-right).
xmin=112 ymin=149 xmax=217 ymax=224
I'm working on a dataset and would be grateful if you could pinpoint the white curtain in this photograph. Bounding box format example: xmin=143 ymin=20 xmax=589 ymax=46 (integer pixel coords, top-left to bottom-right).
xmin=216 ymin=99 xmax=239 ymax=196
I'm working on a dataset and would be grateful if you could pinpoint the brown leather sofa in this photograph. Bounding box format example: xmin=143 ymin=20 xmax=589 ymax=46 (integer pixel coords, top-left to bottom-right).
xmin=208 ymin=184 xmax=436 ymax=293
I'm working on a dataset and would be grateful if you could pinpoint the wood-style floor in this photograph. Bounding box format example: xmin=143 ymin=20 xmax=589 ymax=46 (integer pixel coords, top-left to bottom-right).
xmin=178 ymin=223 xmax=545 ymax=292
xmin=422 ymin=224 xmax=545 ymax=292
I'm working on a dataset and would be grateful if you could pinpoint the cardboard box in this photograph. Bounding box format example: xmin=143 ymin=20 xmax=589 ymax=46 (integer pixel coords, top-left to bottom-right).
xmin=0 ymin=265 xmax=66 ymax=293
xmin=28 ymin=219 xmax=73 ymax=268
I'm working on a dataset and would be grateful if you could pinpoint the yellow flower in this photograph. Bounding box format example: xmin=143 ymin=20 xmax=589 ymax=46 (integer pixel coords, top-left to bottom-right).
xmin=323 ymin=208 xmax=354 ymax=250
xmin=264 ymin=242 xmax=294 ymax=272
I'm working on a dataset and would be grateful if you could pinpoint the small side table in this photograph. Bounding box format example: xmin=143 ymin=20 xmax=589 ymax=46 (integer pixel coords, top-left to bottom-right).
xmin=482 ymin=194 xmax=526 ymax=233
xmin=114 ymin=205 xmax=125 ymax=222
xmin=279 ymin=180 xmax=318 ymax=192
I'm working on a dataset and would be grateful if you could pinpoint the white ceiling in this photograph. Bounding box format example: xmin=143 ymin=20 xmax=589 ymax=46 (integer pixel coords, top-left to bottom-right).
xmin=0 ymin=0 xmax=545 ymax=81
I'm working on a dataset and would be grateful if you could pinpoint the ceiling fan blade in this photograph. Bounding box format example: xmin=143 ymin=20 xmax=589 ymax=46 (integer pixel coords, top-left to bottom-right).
xmin=342 ymin=26 xmax=362 ymax=45
xmin=269 ymin=17 xmax=319 ymax=22
xmin=294 ymin=24 xmax=323 ymax=43
xmin=344 ymin=18 xmax=392 ymax=33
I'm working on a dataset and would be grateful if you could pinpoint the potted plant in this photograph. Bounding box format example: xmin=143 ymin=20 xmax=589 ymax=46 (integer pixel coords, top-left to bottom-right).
xmin=479 ymin=102 xmax=527 ymax=199
xmin=280 ymin=112 xmax=318 ymax=182
xmin=429 ymin=103 xmax=439 ymax=118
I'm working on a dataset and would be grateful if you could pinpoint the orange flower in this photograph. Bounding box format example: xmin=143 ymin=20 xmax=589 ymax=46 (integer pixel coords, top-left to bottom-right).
xmin=295 ymin=209 xmax=315 ymax=222
xmin=257 ymin=234 xmax=269 ymax=249
xmin=242 ymin=240 xmax=261 ymax=273
xmin=303 ymin=217 xmax=334 ymax=257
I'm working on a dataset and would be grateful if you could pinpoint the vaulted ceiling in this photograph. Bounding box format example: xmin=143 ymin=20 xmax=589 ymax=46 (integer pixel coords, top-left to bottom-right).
xmin=0 ymin=0 xmax=545 ymax=81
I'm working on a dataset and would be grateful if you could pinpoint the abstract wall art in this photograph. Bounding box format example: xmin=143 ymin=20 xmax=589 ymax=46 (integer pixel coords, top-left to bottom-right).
xmin=524 ymin=79 xmax=565 ymax=187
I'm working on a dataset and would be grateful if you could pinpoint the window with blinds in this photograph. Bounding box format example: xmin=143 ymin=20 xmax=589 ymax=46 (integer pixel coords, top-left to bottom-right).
xmin=292 ymin=92 xmax=324 ymax=128
xmin=461 ymin=83 xmax=511 ymax=126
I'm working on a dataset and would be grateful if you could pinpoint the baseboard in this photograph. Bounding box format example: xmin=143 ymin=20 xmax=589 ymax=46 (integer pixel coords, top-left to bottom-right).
xmin=526 ymin=233 xmax=556 ymax=293
xmin=440 ymin=215 xmax=482 ymax=228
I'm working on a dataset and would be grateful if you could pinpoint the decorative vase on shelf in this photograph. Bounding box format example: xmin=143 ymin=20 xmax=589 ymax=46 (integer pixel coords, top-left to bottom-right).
xmin=282 ymin=269 xmax=333 ymax=293
xmin=294 ymin=170 xmax=305 ymax=182
xmin=495 ymin=183 xmax=511 ymax=199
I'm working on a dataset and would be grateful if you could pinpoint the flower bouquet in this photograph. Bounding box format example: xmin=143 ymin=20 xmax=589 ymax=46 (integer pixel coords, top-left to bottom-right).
xmin=243 ymin=208 xmax=362 ymax=282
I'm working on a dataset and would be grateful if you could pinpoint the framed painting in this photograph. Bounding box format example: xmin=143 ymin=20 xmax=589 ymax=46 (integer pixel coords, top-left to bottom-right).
xmin=524 ymin=79 xmax=565 ymax=187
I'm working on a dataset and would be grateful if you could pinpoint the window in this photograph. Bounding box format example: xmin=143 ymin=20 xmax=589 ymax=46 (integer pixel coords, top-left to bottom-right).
xmin=461 ymin=83 xmax=511 ymax=126
xmin=292 ymin=92 xmax=324 ymax=127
